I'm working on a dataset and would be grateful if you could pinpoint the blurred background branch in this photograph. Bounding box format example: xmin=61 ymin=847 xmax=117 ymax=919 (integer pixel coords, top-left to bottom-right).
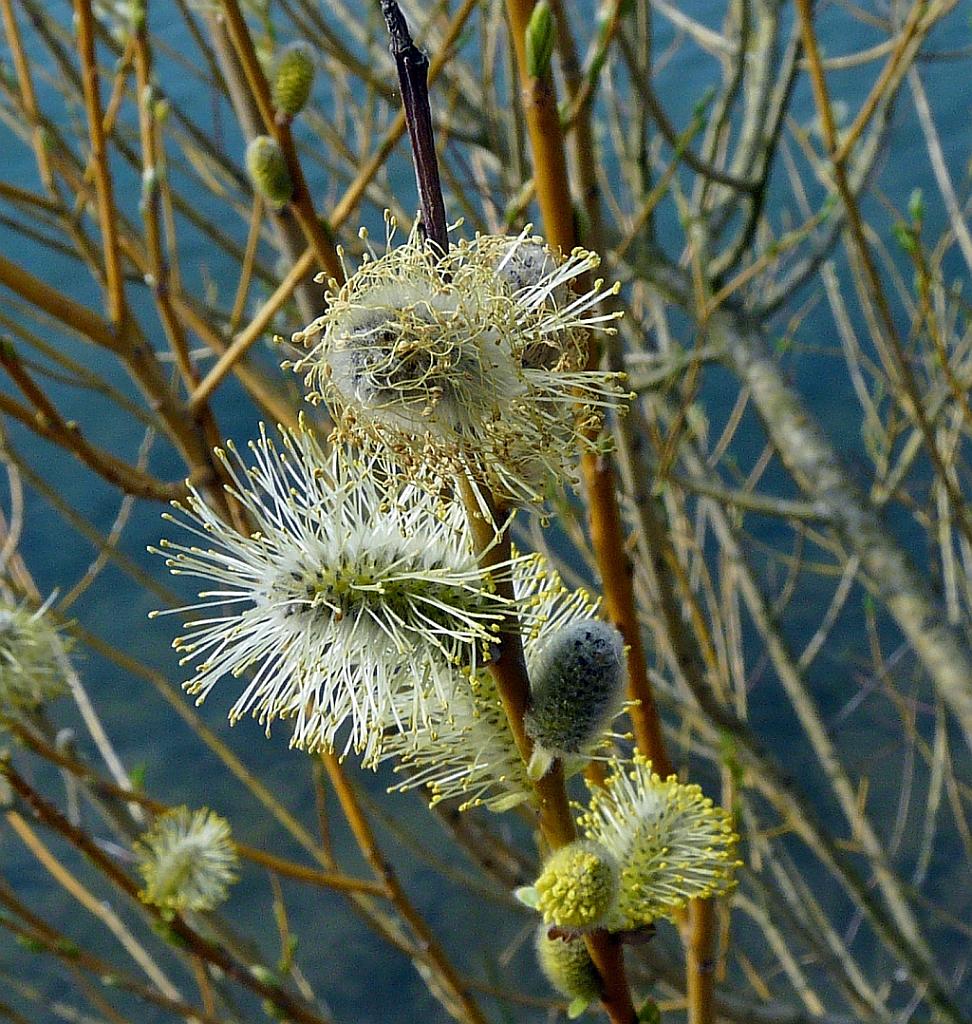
xmin=0 ymin=1 xmax=970 ymax=1022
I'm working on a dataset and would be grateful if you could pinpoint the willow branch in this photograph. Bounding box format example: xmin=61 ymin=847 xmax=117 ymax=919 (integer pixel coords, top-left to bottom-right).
xmin=191 ymin=0 xmax=479 ymax=415
xmin=1 ymin=763 xmax=333 ymax=1024
xmin=220 ymin=0 xmax=342 ymax=283
xmin=0 ymin=0 xmax=53 ymax=189
xmin=791 ymin=0 xmax=972 ymax=761
xmin=321 ymin=753 xmax=489 ymax=1024
xmin=73 ymin=0 xmax=127 ymax=325
xmin=0 ymin=344 xmax=182 ymax=501
xmin=0 ymin=879 xmax=228 ymax=1024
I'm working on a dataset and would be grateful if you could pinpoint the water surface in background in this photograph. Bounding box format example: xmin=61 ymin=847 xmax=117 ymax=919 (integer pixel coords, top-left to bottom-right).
xmin=1 ymin=2 xmax=970 ymax=1020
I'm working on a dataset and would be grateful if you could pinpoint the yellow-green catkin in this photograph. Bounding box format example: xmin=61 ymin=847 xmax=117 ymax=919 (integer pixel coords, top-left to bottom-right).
xmin=578 ymin=754 xmax=741 ymax=928
xmin=535 ymin=927 xmax=600 ymax=1018
xmin=534 ymin=839 xmax=618 ymax=930
xmin=136 ymin=806 xmax=238 ymax=915
xmin=272 ymin=41 xmax=315 ymax=117
xmin=0 ymin=602 xmax=68 ymax=714
xmin=245 ymin=136 xmax=292 ymax=207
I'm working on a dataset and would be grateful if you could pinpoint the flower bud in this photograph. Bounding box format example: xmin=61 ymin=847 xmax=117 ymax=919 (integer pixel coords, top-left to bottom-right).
xmin=245 ymin=136 xmax=292 ymax=208
xmin=535 ymin=927 xmax=600 ymax=1017
xmin=272 ymin=41 xmax=316 ymax=117
xmin=525 ymin=619 xmax=625 ymax=774
xmin=534 ymin=839 xmax=618 ymax=929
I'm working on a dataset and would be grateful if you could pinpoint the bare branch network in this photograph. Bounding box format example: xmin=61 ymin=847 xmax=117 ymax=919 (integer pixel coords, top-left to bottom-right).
xmin=0 ymin=2 xmax=970 ymax=1024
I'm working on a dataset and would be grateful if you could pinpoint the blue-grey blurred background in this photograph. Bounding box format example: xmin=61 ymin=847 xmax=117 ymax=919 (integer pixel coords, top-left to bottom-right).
xmin=1 ymin=1 xmax=971 ymax=1021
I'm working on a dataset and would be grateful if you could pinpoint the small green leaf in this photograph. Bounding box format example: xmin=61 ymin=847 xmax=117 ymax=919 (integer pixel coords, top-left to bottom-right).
xmin=514 ymin=885 xmax=540 ymax=909
xmin=908 ymin=187 xmax=924 ymax=226
xmin=637 ymin=997 xmax=662 ymax=1023
xmin=129 ymin=762 xmax=147 ymax=791
xmin=892 ymin=222 xmax=917 ymax=254
xmin=250 ymin=963 xmax=280 ymax=987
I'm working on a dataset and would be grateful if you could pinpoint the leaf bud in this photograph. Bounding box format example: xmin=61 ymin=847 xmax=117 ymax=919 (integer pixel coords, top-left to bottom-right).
xmin=272 ymin=41 xmax=316 ymax=118
xmin=525 ymin=1 xmax=555 ymax=79
xmin=245 ymin=136 xmax=292 ymax=208
xmin=535 ymin=926 xmax=600 ymax=1017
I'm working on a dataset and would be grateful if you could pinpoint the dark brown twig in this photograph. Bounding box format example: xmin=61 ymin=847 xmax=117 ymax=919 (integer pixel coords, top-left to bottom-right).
xmin=380 ymin=1 xmax=449 ymax=253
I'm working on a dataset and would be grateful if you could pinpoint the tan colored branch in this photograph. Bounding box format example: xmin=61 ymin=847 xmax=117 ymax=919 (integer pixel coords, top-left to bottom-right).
xmin=321 ymin=753 xmax=490 ymax=1024
xmin=790 ymin=1 xmax=972 ymax=762
xmin=133 ymin=28 xmax=195 ymax=394
xmin=0 ymin=0 xmax=52 ymax=188
xmin=460 ymin=478 xmax=635 ymax=1021
xmin=73 ymin=0 xmax=127 ymax=325
xmin=0 ymin=344 xmax=182 ymax=502
xmin=1 ymin=763 xmax=333 ymax=1024
xmin=220 ymin=0 xmax=342 ymax=283
xmin=6 ymin=809 xmax=182 ymax=1000
xmin=191 ymin=0 xmax=478 ymax=411
xmin=0 ymin=877 xmax=229 ymax=1024
xmin=0 ymin=253 xmax=118 ymax=350
xmin=188 ymin=246 xmax=316 ymax=412
xmin=4 ymin=718 xmax=385 ymax=898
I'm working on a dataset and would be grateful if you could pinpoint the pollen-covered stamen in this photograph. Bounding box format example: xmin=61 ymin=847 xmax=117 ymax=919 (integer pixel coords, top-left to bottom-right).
xmin=534 ymin=839 xmax=619 ymax=929
xmin=293 ymin=223 xmax=629 ymax=506
xmin=313 ymin=281 xmax=522 ymax=437
xmin=382 ymin=554 xmax=602 ymax=811
xmin=387 ymin=669 xmax=531 ymax=812
xmin=577 ymin=754 xmax=741 ymax=929
xmin=0 ymin=599 xmax=68 ymax=713
xmin=151 ymin=426 xmax=524 ymax=762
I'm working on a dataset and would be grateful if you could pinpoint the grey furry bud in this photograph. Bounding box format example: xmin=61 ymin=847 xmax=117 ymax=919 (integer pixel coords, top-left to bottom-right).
xmin=525 ymin=620 xmax=625 ymax=776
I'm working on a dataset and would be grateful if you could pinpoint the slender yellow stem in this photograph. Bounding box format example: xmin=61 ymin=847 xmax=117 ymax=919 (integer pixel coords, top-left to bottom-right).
xmin=500 ymin=5 xmax=739 ymax=1020
xmin=133 ymin=25 xmax=195 ymax=393
xmin=459 ymin=478 xmax=635 ymax=1021
xmin=0 ymin=344 xmax=182 ymax=501
xmin=191 ymin=0 xmax=479 ymax=410
xmin=795 ymin=0 xmax=972 ymax=553
xmin=220 ymin=0 xmax=342 ymax=282
xmin=0 ymin=252 xmax=118 ymax=350
xmin=321 ymin=753 xmax=490 ymax=1024
xmin=189 ymin=246 xmax=315 ymax=411
xmin=0 ymin=879 xmax=230 ymax=1024
xmin=6 ymin=810 xmax=181 ymax=1000
xmin=2 ymin=763 xmax=332 ymax=1024
xmin=74 ymin=0 xmax=127 ymax=326
xmin=0 ymin=0 xmax=53 ymax=188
